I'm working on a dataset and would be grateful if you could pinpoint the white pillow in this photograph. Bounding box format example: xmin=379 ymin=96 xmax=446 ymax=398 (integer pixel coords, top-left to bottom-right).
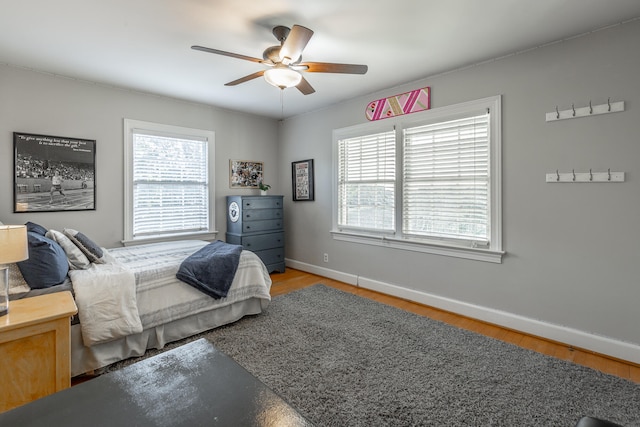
xmin=46 ymin=229 xmax=91 ymax=270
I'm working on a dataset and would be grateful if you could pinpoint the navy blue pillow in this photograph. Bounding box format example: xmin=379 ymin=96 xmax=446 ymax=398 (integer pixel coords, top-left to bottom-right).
xmin=17 ymin=232 xmax=69 ymax=289
xmin=25 ymin=221 xmax=48 ymax=236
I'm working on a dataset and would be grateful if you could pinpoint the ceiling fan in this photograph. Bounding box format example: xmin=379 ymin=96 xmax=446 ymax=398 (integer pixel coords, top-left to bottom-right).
xmin=191 ymin=25 xmax=368 ymax=95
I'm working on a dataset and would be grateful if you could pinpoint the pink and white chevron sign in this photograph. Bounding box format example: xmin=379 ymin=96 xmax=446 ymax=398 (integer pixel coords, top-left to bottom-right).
xmin=365 ymin=87 xmax=431 ymax=121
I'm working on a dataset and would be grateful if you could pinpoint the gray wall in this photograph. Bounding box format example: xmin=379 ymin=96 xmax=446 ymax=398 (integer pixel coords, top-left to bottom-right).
xmin=0 ymin=65 xmax=280 ymax=248
xmin=279 ymin=20 xmax=640 ymax=347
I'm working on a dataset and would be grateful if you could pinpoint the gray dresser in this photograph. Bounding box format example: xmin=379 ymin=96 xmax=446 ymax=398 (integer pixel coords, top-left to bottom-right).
xmin=226 ymin=195 xmax=285 ymax=273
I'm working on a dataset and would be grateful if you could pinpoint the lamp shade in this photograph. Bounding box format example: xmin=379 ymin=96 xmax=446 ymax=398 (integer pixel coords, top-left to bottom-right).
xmin=264 ymin=65 xmax=302 ymax=89
xmin=0 ymin=225 xmax=29 ymax=264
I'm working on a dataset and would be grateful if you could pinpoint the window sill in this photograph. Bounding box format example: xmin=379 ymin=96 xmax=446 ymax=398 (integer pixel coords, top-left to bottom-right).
xmin=122 ymin=230 xmax=218 ymax=247
xmin=330 ymin=230 xmax=504 ymax=263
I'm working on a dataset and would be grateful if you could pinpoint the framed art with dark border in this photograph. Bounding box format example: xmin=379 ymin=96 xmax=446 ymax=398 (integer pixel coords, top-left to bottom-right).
xmin=229 ymin=159 xmax=264 ymax=188
xmin=292 ymin=159 xmax=314 ymax=201
xmin=14 ymin=132 xmax=96 ymax=213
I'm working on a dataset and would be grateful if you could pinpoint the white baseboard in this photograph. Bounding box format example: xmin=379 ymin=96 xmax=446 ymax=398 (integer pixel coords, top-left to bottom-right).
xmin=285 ymin=258 xmax=640 ymax=365
xmin=285 ymin=258 xmax=358 ymax=285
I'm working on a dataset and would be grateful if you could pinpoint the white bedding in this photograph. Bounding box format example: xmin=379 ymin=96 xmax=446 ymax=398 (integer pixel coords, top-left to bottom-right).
xmin=70 ymin=263 xmax=142 ymax=346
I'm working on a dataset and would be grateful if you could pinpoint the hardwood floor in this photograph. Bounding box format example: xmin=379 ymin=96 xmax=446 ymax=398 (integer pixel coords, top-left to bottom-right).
xmin=271 ymin=268 xmax=640 ymax=384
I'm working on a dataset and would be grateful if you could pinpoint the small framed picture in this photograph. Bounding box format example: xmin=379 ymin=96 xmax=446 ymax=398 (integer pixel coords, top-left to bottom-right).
xmin=14 ymin=132 xmax=96 ymax=213
xmin=230 ymin=160 xmax=264 ymax=188
xmin=292 ymin=159 xmax=314 ymax=201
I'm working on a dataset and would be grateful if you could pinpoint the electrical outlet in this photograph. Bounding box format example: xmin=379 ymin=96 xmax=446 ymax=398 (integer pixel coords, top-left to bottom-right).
xmin=323 ymin=253 xmax=329 ymax=263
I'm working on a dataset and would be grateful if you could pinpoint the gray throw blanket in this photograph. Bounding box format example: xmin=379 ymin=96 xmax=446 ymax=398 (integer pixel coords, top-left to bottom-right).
xmin=176 ymin=240 xmax=243 ymax=299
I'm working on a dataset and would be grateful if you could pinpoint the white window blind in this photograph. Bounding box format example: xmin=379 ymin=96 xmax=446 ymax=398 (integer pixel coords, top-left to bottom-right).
xmin=338 ymin=130 xmax=396 ymax=232
xmin=132 ymin=131 xmax=209 ymax=237
xmin=402 ymin=114 xmax=489 ymax=243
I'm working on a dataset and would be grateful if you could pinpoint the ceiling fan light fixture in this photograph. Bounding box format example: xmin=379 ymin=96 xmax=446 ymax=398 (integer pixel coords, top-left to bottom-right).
xmin=264 ymin=66 xmax=302 ymax=89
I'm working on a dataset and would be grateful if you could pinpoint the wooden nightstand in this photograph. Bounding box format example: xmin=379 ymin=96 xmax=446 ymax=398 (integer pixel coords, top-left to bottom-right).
xmin=0 ymin=291 xmax=77 ymax=413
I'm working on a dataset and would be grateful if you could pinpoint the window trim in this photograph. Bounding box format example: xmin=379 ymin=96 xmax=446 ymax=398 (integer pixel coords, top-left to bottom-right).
xmin=332 ymin=95 xmax=503 ymax=263
xmin=123 ymin=119 xmax=217 ymax=246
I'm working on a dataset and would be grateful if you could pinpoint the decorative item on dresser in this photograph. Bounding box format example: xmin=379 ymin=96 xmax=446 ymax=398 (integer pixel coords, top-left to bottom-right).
xmin=226 ymin=195 xmax=285 ymax=273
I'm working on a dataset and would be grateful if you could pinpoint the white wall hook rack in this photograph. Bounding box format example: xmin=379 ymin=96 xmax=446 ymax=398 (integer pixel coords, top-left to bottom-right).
xmin=546 ymin=99 xmax=624 ymax=122
xmin=546 ymin=169 xmax=624 ymax=183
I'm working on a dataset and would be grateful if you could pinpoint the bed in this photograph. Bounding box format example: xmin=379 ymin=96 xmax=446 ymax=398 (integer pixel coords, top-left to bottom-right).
xmin=8 ymin=229 xmax=272 ymax=377
xmin=70 ymin=240 xmax=272 ymax=376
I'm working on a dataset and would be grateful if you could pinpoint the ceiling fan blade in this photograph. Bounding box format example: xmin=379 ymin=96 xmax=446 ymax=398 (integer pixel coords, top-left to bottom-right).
xmin=191 ymin=45 xmax=264 ymax=63
xmin=279 ymin=25 xmax=314 ymax=65
xmin=225 ymin=70 xmax=265 ymax=86
xmin=300 ymin=62 xmax=368 ymax=74
xmin=296 ymin=76 xmax=315 ymax=95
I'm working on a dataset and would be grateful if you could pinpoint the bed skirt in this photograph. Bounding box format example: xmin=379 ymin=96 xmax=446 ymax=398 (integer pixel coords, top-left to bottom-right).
xmin=71 ymin=296 xmax=268 ymax=377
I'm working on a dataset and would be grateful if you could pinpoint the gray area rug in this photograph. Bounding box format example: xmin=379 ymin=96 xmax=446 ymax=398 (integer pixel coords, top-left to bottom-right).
xmin=105 ymin=284 xmax=640 ymax=426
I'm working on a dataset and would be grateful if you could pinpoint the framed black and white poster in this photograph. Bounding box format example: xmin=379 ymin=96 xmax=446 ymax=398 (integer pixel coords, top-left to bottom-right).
xmin=229 ymin=160 xmax=264 ymax=188
xmin=292 ymin=159 xmax=314 ymax=201
xmin=14 ymin=132 xmax=96 ymax=213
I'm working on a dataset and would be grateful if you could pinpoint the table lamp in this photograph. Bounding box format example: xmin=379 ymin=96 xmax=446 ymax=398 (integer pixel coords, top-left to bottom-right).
xmin=0 ymin=225 xmax=29 ymax=316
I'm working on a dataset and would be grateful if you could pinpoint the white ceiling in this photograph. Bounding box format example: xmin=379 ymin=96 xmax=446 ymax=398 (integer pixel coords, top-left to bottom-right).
xmin=2 ymin=1 xmax=640 ymax=119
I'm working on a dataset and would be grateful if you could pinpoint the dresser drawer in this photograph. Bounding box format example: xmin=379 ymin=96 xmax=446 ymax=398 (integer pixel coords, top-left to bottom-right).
xmin=255 ymin=248 xmax=284 ymax=265
xmin=243 ymin=219 xmax=282 ymax=233
xmin=243 ymin=198 xmax=282 ymax=210
xmin=243 ymin=208 xmax=282 ymax=221
xmin=242 ymin=232 xmax=284 ymax=251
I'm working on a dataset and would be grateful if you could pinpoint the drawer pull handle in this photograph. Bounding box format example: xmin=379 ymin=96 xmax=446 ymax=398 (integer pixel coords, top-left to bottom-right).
xmin=246 ymin=215 xmax=250 ymax=218
xmin=246 ymin=226 xmax=250 ymax=229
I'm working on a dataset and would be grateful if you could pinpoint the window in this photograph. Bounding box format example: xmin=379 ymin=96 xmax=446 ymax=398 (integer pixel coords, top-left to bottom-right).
xmin=123 ymin=119 xmax=216 ymax=245
xmin=403 ymin=114 xmax=489 ymax=243
xmin=333 ymin=96 xmax=502 ymax=263
xmin=337 ymin=130 xmax=396 ymax=232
